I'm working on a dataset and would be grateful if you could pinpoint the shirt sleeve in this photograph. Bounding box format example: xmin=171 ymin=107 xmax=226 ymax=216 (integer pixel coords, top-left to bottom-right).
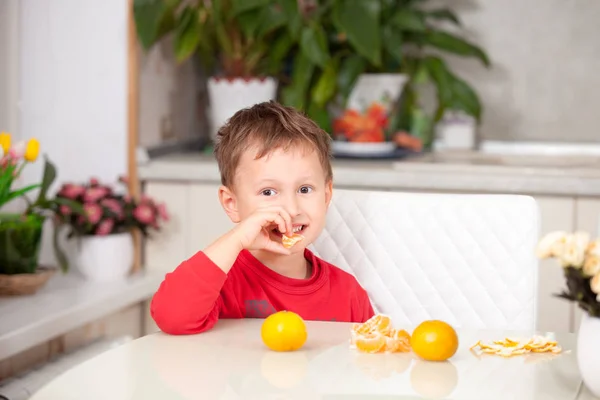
xmin=150 ymin=251 xmax=227 ymax=335
xmin=358 ymin=287 xmax=376 ymax=322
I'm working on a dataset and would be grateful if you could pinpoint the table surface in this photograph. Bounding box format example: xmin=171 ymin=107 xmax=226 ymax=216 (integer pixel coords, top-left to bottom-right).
xmin=30 ymin=319 xmax=597 ymax=400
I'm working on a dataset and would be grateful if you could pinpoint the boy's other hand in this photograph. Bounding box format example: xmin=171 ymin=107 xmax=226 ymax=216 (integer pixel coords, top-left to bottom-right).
xmin=233 ymin=206 xmax=293 ymax=255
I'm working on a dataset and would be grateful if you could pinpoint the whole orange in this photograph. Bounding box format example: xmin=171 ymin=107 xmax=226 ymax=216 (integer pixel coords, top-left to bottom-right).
xmin=261 ymin=311 xmax=307 ymax=352
xmin=411 ymin=320 xmax=459 ymax=361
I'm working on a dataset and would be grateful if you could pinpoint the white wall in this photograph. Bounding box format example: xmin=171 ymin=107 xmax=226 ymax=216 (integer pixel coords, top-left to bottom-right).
xmin=18 ymin=0 xmax=129 ymax=265
xmin=442 ymin=0 xmax=600 ymax=142
xmin=0 ymin=0 xmax=20 ymax=137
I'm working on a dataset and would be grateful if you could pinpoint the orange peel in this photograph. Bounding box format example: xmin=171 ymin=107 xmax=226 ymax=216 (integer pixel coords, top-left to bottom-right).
xmin=470 ymin=336 xmax=562 ymax=357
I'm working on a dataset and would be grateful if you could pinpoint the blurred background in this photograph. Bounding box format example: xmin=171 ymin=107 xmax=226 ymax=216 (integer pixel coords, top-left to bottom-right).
xmin=1 ymin=0 xmax=599 ymax=398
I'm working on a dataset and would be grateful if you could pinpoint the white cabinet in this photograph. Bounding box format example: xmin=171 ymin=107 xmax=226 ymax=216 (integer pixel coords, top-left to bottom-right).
xmin=189 ymin=184 xmax=235 ymax=251
xmin=145 ymin=182 xmax=191 ymax=273
xmin=142 ymin=179 xmax=598 ymax=334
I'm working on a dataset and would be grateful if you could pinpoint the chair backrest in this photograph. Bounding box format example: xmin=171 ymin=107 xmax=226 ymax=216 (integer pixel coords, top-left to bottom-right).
xmin=310 ymin=189 xmax=540 ymax=331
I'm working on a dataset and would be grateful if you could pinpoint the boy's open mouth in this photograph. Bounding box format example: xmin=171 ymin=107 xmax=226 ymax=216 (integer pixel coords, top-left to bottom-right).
xmin=272 ymin=225 xmax=306 ymax=237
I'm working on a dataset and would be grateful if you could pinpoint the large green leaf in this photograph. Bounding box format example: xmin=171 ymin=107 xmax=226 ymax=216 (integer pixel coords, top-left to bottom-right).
xmin=237 ymin=8 xmax=263 ymax=38
xmin=311 ymin=59 xmax=338 ymax=107
xmin=382 ymin=26 xmax=403 ymax=65
xmin=307 ymin=101 xmax=332 ymax=134
xmin=174 ymin=7 xmax=201 ymax=63
xmin=266 ymin=31 xmax=294 ymax=75
xmin=133 ymin=0 xmax=179 ymax=49
xmin=422 ymin=56 xmax=453 ymax=106
xmin=256 ymin=4 xmax=288 ymax=38
xmin=281 ymin=52 xmax=316 ymax=110
xmin=52 ymin=219 xmax=69 ymax=273
xmin=232 ymin=0 xmax=273 ymax=16
xmin=300 ymin=24 xmax=330 ymax=68
xmin=391 ymin=9 xmax=426 ymax=31
xmin=426 ymin=9 xmax=461 ymax=26
xmin=332 ymin=0 xmax=381 ymax=66
xmin=336 ymin=55 xmax=367 ymax=103
xmin=423 ymin=31 xmax=491 ymax=67
xmin=38 ymin=156 xmax=57 ymax=204
xmin=449 ymin=76 xmax=482 ymax=121
xmin=279 ymin=0 xmax=301 ymax=39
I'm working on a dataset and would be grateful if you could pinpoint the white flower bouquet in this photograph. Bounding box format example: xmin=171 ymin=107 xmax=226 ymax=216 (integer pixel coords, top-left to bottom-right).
xmin=536 ymin=231 xmax=600 ymax=317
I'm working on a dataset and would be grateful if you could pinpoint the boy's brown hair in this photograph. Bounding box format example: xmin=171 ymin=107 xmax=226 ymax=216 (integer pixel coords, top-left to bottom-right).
xmin=214 ymin=101 xmax=333 ymax=188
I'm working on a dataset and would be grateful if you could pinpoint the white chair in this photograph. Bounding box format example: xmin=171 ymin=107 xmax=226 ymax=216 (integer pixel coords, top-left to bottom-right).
xmin=310 ymin=189 xmax=540 ymax=331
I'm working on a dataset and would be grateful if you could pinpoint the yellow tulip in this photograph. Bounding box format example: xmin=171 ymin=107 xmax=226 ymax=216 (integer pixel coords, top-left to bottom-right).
xmin=0 ymin=132 xmax=11 ymax=153
xmin=24 ymin=138 xmax=40 ymax=162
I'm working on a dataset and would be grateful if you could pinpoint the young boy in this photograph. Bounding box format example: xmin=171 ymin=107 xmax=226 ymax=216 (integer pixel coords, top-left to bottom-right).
xmin=150 ymin=101 xmax=374 ymax=335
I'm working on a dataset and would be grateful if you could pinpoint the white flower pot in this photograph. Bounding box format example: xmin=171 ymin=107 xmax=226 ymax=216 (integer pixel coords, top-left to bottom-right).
xmin=75 ymin=233 xmax=133 ymax=282
xmin=577 ymin=313 xmax=600 ymax=397
xmin=347 ymin=73 xmax=408 ymax=112
xmin=207 ymin=77 xmax=278 ymax=141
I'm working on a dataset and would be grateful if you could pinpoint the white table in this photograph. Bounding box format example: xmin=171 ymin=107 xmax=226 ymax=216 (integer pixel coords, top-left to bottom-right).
xmin=30 ymin=319 xmax=597 ymax=400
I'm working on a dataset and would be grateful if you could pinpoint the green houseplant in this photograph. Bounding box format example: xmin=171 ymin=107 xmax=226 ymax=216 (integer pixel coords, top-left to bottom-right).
xmin=133 ymin=0 xmax=297 ymax=140
xmin=0 ymin=132 xmax=80 ymax=295
xmin=279 ymin=0 xmax=490 ymax=149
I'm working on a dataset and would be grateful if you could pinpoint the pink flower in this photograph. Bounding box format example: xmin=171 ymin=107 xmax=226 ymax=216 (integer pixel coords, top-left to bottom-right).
xmin=83 ymin=186 xmax=109 ymax=202
xmin=90 ymin=177 xmax=100 ymax=186
xmin=101 ymin=198 xmax=123 ymax=219
xmin=133 ymin=204 xmax=156 ymax=225
xmin=8 ymin=141 xmax=25 ymax=159
xmin=59 ymin=205 xmax=71 ymax=215
xmin=124 ymin=195 xmax=132 ymax=203
xmin=95 ymin=219 xmax=114 ymax=235
xmin=83 ymin=202 xmax=103 ymax=224
xmin=58 ymin=184 xmax=86 ymax=199
xmin=118 ymin=175 xmax=129 ymax=185
xmin=157 ymin=203 xmax=169 ymax=221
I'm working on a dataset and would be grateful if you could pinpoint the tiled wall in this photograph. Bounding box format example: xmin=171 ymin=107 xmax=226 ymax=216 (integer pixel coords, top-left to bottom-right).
xmin=139 ymin=0 xmax=600 ymax=146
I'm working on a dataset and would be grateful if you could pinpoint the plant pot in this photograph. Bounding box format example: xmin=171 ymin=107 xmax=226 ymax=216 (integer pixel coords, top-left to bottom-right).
xmin=207 ymin=76 xmax=278 ymax=141
xmin=577 ymin=313 xmax=600 ymax=397
xmin=75 ymin=232 xmax=133 ymax=282
xmin=0 ymin=266 xmax=56 ymax=296
xmin=346 ymin=73 xmax=408 ymax=112
xmin=0 ymin=213 xmax=45 ymax=275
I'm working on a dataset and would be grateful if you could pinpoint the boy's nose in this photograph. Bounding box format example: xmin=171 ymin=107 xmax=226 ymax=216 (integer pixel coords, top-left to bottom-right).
xmin=284 ymin=195 xmax=301 ymax=217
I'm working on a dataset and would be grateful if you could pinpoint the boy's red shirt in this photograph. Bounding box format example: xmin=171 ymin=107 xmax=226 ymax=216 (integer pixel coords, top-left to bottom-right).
xmin=150 ymin=248 xmax=375 ymax=335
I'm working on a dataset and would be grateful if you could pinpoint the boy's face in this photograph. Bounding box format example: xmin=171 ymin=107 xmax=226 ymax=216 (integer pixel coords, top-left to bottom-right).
xmin=221 ymin=145 xmax=332 ymax=252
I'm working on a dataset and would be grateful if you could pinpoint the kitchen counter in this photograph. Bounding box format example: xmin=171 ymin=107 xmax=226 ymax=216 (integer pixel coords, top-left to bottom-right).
xmin=138 ymin=150 xmax=600 ymax=197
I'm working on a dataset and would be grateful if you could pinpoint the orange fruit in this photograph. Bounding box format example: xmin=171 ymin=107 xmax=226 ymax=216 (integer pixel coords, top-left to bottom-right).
xmin=261 ymin=311 xmax=307 ymax=352
xmin=352 ymin=314 xmax=392 ymax=336
xmin=411 ymin=320 xmax=459 ymax=361
xmin=354 ymin=332 xmax=387 ymax=354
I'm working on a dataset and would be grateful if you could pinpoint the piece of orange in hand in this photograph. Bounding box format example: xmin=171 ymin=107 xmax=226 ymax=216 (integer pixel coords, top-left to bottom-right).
xmin=261 ymin=310 xmax=307 ymax=352
xmin=282 ymin=233 xmax=303 ymax=249
xmin=411 ymin=320 xmax=459 ymax=361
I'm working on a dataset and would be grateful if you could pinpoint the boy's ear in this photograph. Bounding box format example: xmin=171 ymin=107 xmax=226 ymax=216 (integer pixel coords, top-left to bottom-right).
xmin=218 ymin=185 xmax=241 ymax=223
xmin=325 ymin=179 xmax=333 ymax=207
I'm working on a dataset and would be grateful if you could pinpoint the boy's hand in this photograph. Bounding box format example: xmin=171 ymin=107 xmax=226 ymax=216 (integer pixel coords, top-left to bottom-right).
xmin=232 ymin=206 xmax=293 ymax=255
xmin=203 ymin=206 xmax=293 ymax=273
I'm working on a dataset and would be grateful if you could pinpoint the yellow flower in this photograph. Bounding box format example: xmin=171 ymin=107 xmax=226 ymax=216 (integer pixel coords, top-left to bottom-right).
xmin=24 ymin=138 xmax=40 ymax=162
xmin=0 ymin=132 xmax=11 ymax=153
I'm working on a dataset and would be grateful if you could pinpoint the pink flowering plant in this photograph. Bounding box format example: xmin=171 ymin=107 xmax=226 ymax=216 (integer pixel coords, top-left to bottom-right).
xmin=54 ymin=176 xmax=169 ymax=238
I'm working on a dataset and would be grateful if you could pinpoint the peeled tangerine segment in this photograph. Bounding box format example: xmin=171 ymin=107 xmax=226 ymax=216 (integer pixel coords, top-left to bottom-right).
xmin=351 ymin=314 xmax=411 ymax=354
xmin=282 ymin=233 xmax=304 ymax=249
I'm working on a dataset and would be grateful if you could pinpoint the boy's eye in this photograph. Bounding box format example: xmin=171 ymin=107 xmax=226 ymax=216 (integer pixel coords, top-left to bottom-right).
xmin=261 ymin=189 xmax=277 ymax=196
xmin=298 ymin=186 xmax=313 ymax=194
